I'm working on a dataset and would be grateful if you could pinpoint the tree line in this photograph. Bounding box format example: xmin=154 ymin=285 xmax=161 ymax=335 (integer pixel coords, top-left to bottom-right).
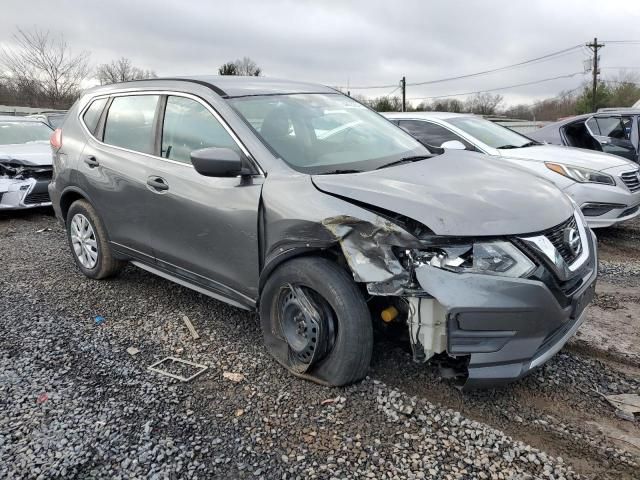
xmin=0 ymin=28 xmax=262 ymax=110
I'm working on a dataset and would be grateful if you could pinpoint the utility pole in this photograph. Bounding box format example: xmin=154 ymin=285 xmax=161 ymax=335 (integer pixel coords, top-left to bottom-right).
xmin=401 ymin=76 xmax=406 ymax=112
xmin=586 ymin=37 xmax=604 ymax=112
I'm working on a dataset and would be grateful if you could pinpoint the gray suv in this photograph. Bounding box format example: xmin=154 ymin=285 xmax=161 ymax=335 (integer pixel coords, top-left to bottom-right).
xmin=49 ymin=77 xmax=597 ymax=389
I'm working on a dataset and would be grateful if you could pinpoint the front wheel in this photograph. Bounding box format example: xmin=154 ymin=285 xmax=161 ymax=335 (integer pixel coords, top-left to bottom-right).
xmin=260 ymin=256 xmax=373 ymax=386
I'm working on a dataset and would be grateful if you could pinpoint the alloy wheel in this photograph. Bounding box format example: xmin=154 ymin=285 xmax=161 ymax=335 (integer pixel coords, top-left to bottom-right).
xmin=70 ymin=213 xmax=99 ymax=269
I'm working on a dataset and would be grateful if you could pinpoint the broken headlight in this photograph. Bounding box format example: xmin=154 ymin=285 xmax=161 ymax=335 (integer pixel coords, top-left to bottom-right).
xmin=397 ymin=241 xmax=535 ymax=278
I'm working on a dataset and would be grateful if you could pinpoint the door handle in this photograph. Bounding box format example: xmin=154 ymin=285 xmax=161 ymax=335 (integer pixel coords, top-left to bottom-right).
xmin=147 ymin=176 xmax=169 ymax=191
xmin=84 ymin=155 xmax=100 ymax=168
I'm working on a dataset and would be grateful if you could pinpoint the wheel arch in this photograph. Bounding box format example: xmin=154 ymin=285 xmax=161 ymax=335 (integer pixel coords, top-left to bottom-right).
xmin=59 ymin=186 xmax=93 ymax=223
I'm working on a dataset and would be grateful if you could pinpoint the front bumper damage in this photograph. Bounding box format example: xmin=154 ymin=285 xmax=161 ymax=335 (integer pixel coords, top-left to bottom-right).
xmin=325 ymin=211 xmax=598 ymax=389
xmin=0 ymin=162 xmax=52 ymax=210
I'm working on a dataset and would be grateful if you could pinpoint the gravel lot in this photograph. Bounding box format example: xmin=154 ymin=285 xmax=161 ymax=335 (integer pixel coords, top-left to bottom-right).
xmin=1 ymin=209 xmax=639 ymax=479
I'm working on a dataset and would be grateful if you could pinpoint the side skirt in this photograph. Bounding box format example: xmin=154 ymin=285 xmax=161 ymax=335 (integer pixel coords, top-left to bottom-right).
xmin=130 ymin=260 xmax=254 ymax=311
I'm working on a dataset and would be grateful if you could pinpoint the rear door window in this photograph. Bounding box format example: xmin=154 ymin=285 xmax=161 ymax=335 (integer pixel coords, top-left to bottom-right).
xmin=160 ymin=96 xmax=240 ymax=164
xmin=398 ymin=120 xmax=474 ymax=149
xmin=82 ymin=98 xmax=108 ymax=134
xmin=103 ymin=95 xmax=159 ymax=154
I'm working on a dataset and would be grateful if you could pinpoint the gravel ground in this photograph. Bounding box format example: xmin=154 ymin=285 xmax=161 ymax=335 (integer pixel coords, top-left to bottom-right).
xmin=1 ymin=210 xmax=639 ymax=479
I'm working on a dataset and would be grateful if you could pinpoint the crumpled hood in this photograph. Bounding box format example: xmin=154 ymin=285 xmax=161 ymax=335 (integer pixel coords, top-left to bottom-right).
xmin=497 ymin=144 xmax=632 ymax=170
xmin=0 ymin=142 xmax=52 ymax=166
xmin=312 ymin=151 xmax=574 ymax=236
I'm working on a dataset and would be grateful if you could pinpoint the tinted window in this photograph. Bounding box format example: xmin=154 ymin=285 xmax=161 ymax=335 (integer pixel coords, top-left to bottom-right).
xmin=398 ymin=120 xmax=474 ymax=149
xmin=161 ymin=96 xmax=239 ymax=164
xmin=104 ymin=95 xmax=159 ymax=154
xmin=229 ymin=93 xmax=429 ymax=174
xmin=0 ymin=121 xmax=52 ymax=145
xmin=82 ymin=98 xmax=108 ymax=134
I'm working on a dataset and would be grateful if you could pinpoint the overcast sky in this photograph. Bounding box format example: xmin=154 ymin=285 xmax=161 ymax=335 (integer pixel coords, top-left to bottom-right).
xmin=1 ymin=0 xmax=639 ymax=107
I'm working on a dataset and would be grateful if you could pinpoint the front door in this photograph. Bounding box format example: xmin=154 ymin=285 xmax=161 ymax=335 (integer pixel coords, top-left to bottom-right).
xmin=145 ymin=94 xmax=263 ymax=304
xmin=586 ymin=115 xmax=638 ymax=162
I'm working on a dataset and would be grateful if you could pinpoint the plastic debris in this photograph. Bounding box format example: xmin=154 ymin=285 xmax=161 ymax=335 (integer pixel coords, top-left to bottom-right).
xmin=182 ymin=315 xmax=200 ymax=340
xmin=147 ymin=357 xmax=208 ymax=382
xmin=223 ymin=372 xmax=245 ymax=383
xmin=36 ymin=227 xmax=52 ymax=233
xmin=94 ymin=315 xmax=105 ymax=325
xmin=37 ymin=393 xmax=48 ymax=404
xmin=126 ymin=347 xmax=140 ymax=356
xmin=235 ymin=409 xmax=245 ymax=417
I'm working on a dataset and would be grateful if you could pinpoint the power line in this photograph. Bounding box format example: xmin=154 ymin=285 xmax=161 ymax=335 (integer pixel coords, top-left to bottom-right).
xmin=334 ymin=43 xmax=584 ymax=90
xmin=406 ymin=45 xmax=583 ymax=87
xmin=407 ymin=72 xmax=585 ymax=100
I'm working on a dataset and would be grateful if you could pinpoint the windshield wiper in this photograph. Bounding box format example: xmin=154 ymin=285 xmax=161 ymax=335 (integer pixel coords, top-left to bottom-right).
xmin=319 ymin=169 xmax=363 ymax=175
xmin=498 ymin=141 xmax=539 ymax=149
xmin=376 ymin=155 xmax=430 ymax=170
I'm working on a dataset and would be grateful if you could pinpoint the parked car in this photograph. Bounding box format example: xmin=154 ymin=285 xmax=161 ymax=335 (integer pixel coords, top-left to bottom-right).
xmin=49 ymin=77 xmax=597 ymax=389
xmin=527 ymin=109 xmax=640 ymax=163
xmin=0 ymin=116 xmax=54 ymax=210
xmin=384 ymin=112 xmax=640 ymax=228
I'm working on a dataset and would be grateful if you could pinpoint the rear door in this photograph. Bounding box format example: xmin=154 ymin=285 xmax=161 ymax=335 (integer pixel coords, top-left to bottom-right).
xmin=585 ymin=115 xmax=638 ymax=162
xmin=78 ymin=94 xmax=160 ymax=260
xmin=144 ymin=94 xmax=263 ymax=303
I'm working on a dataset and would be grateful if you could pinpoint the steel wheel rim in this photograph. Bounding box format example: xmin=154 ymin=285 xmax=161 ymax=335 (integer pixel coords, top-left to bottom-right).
xmin=277 ymin=285 xmax=337 ymax=371
xmin=70 ymin=213 xmax=99 ymax=269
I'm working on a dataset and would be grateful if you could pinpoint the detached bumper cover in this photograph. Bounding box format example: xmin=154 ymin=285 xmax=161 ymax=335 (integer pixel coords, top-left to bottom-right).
xmin=414 ymin=230 xmax=597 ymax=389
xmin=0 ymin=178 xmax=51 ymax=209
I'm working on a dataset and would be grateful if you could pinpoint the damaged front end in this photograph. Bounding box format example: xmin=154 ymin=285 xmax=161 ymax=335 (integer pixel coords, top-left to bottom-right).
xmin=0 ymin=160 xmax=53 ymax=209
xmin=321 ymin=209 xmax=597 ymax=389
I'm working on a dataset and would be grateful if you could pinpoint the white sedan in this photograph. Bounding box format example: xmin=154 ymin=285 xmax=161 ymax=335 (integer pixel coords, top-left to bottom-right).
xmin=383 ymin=112 xmax=640 ymax=228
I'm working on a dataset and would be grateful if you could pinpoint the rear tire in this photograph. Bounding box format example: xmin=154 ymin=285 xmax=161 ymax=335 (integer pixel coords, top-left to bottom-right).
xmin=260 ymin=256 xmax=373 ymax=386
xmin=66 ymin=200 xmax=124 ymax=279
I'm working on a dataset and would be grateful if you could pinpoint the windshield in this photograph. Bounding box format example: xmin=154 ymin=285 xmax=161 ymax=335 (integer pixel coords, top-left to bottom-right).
xmin=448 ymin=116 xmax=534 ymax=149
xmin=228 ymin=93 xmax=430 ymax=173
xmin=0 ymin=121 xmax=52 ymax=145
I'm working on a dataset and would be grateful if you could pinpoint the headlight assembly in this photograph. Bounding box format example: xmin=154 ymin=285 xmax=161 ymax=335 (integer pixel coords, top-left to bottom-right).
xmin=397 ymin=240 xmax=535 ymax=278
xmin=545 ymin=162 xmax=615 ymax=185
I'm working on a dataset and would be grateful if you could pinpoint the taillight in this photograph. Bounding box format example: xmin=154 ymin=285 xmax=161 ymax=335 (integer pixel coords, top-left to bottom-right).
xmin=50 ymin=128 xmax=62 ymax=150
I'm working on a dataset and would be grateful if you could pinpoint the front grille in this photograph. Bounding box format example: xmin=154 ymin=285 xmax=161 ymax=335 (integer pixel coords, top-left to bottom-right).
xmin=539 ymin=216 xmax=580 ymax=265
xmin=620 ymin=170 xmax=640 ymax=192
xmin=23 ymin=192 xmax=51 ymax=205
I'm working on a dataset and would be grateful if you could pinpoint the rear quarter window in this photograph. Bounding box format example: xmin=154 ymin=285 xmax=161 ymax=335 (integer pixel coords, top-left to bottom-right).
xmin=82 ymin=98 xmax=108 ymax=135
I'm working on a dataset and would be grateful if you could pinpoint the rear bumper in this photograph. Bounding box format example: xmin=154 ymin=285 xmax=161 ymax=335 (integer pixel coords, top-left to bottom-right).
xmin=414 ymin=230 xmax=597 ymax=389
xmin=0 ymin=178 xmax=51 ymax=210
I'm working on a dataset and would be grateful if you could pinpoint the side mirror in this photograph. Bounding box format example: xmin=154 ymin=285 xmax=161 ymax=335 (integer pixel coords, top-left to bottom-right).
xmin=440 ymin=140 xmax=467 ymax=150
xmin=190 ymin=147 xmax=247 ymax=177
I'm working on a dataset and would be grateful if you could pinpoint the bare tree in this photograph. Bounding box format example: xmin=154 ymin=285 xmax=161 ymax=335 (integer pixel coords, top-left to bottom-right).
xmin=464 ymin=93 xmax=503 ymax=115
xmin=218 ymin=62 xmax=238 ymax=76
xmin=96 ymin=57 xmax=157 ymax=85
xmin=218 ymin=57 xmax=262 ymax=76
xmin=0 ymin=28 xmax=90 ymax=108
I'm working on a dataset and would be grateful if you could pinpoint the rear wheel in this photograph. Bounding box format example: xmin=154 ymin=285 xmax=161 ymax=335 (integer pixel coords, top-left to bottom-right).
xmin=66 ymin=200 xmax=124 ymax=279
xmin=260 ymin=257 xmax=373 ymax=386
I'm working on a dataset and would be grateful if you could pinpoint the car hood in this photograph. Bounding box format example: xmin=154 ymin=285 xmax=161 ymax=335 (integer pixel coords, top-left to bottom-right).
xmin=0 ymin=142 xmax=52 ymax=166
xmin=496 ymin=144 xmax=632 ymax=170
xmin=311 ymin=151 xmax=574 ymax=236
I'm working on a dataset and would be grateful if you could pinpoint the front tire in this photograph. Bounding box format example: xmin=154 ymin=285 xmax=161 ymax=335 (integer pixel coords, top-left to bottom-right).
xmin=66 ymin=200 xmax=124 ymax=279
xmin=260 ymin=256 xmax=373 ymax=386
